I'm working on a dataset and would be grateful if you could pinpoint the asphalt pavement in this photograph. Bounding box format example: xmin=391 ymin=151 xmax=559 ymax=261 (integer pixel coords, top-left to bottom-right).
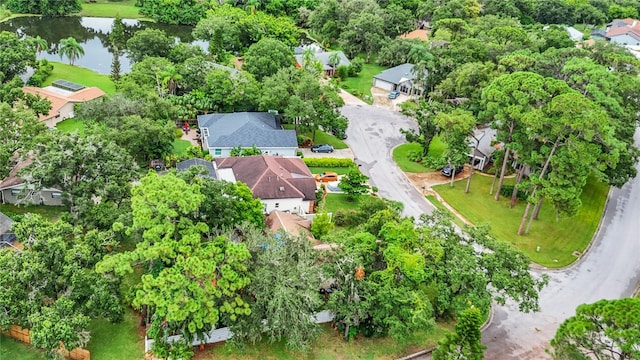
xmin=340 ymin=95 xmax=640 ymax=359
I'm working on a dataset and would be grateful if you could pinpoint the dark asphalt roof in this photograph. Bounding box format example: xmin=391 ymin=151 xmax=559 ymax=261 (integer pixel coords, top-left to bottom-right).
xmin=373 ymin=63 xmax=416 ymax=85
xmin=197 ymin=112 xmax=297 ymax=148
xmin=176 ymin=158 xmax=217 ymax=179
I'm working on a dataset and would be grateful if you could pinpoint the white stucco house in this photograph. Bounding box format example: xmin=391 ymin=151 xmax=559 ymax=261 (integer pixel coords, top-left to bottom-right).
xmin=372 ymin=63 xmax=423 ymax=95
xmin=215 ymin=155 xmax=317 ymax=214
xmin=197 ymin=112 xmax=298 ymax=158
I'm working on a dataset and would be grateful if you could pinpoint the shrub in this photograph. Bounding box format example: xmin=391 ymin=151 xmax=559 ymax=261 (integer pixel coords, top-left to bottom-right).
xmin=349 ymin=58 xmax=364 ymax=76
xmin=499 ymin=185 xmax=528 ymax=201
xmin=303 ymin=157 xmax=354 ymax=168
xmin=336 ymin=65 xmax=349 ymax=79
xmin=174 ymin=128 xmax=184 ymax=138
xmin=407 ymin=150 xmax=423 ymax=163
xmin=27 ymin=59 xmax=54 ymax=87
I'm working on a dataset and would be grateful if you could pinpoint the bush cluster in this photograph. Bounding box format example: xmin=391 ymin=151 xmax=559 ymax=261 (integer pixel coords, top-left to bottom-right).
xmin=27 ymin=60 xmax=53 ymax=87
xmin=303 ymin=157 xmax=354 ymax=168
xmin=500 ymin=185 xmax=529 ymax=201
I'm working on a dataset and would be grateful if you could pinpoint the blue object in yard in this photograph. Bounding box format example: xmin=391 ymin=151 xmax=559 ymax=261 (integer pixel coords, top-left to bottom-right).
xmin=388 ymin=90 xmax=400 ymax=99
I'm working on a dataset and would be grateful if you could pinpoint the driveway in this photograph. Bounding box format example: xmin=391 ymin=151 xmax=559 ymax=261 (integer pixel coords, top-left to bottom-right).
xmin=482 ymin=130 xmax=640 ymax=359
xmin=300 ymin=148 xmax=354 ymax=159
xmin=340 ymin=97 xmax=435 ymax=219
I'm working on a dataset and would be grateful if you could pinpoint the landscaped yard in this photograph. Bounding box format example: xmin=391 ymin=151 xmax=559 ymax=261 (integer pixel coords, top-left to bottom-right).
xmin=172 ymin=138 xmax=192 ymax=157
xmin=393 ymin=138 xmax=447 ymax=173
xmin=0 ymin=334 xmax=45 ymax=360
xmin=0 ymin=203 xmax=66 ymax=221
xmin=86 ymin=308 xmax=144 ymax=360
xmin=341 ymin=59 xmax=386 ymax=104
xmin=55 ymin=118 xmax=85 ymax=134
xmin=78 ymin=0 xmax=146 ymax=19
xmin=43 ymin=62 xmax=115 ymax=94
xmin=321 ymin=193 xmax=370 ymax=215
xmin=433 ymin=174 xmax=609 ymax=267
xmin=206 ymin=322 xmax=453 ymax=360
xmin=283 ymin=125 xmax=348 ymax=149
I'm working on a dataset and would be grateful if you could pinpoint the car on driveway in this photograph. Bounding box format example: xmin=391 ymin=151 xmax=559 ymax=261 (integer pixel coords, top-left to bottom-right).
xmin=315 ymin=172 xmax=339 ymax=182
xmin=441 ymin=164 xmax=464 ymax=177
xmin=388 ymin=90 xmax=400 ymax=99
xmin=311 ymin=144 xmax=334 ymax=153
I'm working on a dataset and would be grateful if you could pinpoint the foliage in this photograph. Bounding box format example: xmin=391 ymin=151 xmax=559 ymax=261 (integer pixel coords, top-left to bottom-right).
xmin=139 ymin=0 xmax=208 ymax=25
xmin=0 ymin=215 xmax=123 ymax=358
xmin=230 ymin=145 xmax=262 ymax=157
xmin=0 ymin=103 xmax=48 ymax=180
xmin=96 ymin=172 xmax=252 ymax=355
xmin=125 ymin=28 xmax=173 ymax=64
xmin=230 ymin=230 xmax=323 ymax=350
xmin=432 ymin=305 xmax=485 ymax=360
xmin=0 ymin=31 xmax=37 ymax=81
xmin=302 ymin=157 xmax=354 ymax=168
xmin=26 ymin=59 xmax=53 ymax=87
xmin=550 ymin=298 xmax=640 ymax=360
xmin=339 ymin=169 xmax=370 ymax=201
xmin=58 ymin=37 xmax=85 ymax=66
xmin=242 ymin=38 xmax=294 ymax=81
xmin=311 ymin=211 xmax=333 ymax=239
xmin=434 ymin=109 xmax=475 ymax=168
xmin=6 ymin=0 xmax=80 ymax=16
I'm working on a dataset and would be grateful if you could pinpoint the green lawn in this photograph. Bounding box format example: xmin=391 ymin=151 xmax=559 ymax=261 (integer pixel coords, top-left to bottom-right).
xmin=393 ymin=138 xmax=447 ymax=173
xmin=86 ymin=308 xmax=144 ymax=360
xmin=207 ymin=322 xmax=452 ymax=360
xmin=55 ymin=118 xmax=86 ymax=134
xmin=78 ymin=0 xmax=147 ymax=19
xmin=0 ymin=203 xmax=66 ymax=221
xmin=283 ymin=125 xmax=349 ymax=150
xmin=0 ymin=335 xmax=45 ymax=360
xmin=308 ymin=166 xmax=356 ymax=175
xmin=321 ymin=193 xmax=371 ymax=215
xmin=43 ymin=61 xmax=115 ymax=94
xmin=172 ymin=138 xmax=192 ymax=157
xmin=433 ymin=174 xmax=609 ymax=267
xmin=341 ymin=60 xmax=386 ymax=104
xmin=425 ymin=195 xmax=466 ymax=229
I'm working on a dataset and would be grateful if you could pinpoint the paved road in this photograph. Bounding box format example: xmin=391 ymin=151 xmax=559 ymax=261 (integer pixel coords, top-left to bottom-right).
xmin=341 ymin=103 xmax=435 ymax=219
xmin=341 ymin=94 xmax=640 ymax=359
xmin=482 ymin=128 xmax=640 ymax=359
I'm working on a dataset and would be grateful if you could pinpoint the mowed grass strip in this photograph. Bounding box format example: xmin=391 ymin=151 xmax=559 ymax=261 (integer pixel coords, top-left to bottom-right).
xmin=283 ymin=125 xmax=348 ymax=149
xmin=86 ymin=308 xmax=144 ymax=360
xmin=433 ymin=174 xmax=609 ymax=268
xmin=321 ymin=193 xmax=367 ymax=215
xmin=43 ymin=61 xmax=116 ymax=94
xmin=341 ymin=60 xmax=386 ymax=104
xmin=55 ymin=118 xmax=85 ymax=135
xmin=393 ymin=138 xmax=446 ymax=173
xmin=78 ymin=0 xmax=146 ymax=19
xmin=206 ymin=322 xmax=453 ymax=360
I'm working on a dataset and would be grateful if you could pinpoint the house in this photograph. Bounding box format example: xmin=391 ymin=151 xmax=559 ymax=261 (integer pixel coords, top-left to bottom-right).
xmin=215 ymin=155 xmax=317 ymax=214
xmin=294 ymin=50 xmax=351 ymax=76
xmin=22 ymin=81 xmax=105 ymax=128
xmin=197 ymin=112 xmax=297 ymax=158
xmin=0 ymin=160 xmax=63 ymax=206
xmin=372 ymin=63 xmax=423 ymax=96
xmin=468 ymin=127 xmax=499 ymax=170
xmin=176 ymin=158 xmax=217 ymax=179
xmin=604 ymin=18 xmax=640 ymax=45
xmin=266 ymin=210 xmax=316 ymax=242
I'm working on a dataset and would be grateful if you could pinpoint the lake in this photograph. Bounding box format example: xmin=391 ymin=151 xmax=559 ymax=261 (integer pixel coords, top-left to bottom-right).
xmin=0 ymin=16 xmax=205 ymax=74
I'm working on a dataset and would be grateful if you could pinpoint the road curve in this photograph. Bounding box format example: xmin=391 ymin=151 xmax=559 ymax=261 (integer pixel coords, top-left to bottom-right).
xmin=341 ymin=103 xmax=435 ymax=219
xmin=482 ymin=129 xmax=640 ymax=359
xmin=341 ymin=96 xmax=640 ymax=359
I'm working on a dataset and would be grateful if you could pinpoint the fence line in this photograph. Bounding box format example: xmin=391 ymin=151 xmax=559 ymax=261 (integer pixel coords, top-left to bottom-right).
xmin=1 ymin=325 xmax=90 ymax=360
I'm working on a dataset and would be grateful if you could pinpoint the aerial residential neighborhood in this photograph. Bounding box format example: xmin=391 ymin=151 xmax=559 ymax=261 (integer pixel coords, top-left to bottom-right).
xmin=0 ymin=1 xmax=639 ymax=360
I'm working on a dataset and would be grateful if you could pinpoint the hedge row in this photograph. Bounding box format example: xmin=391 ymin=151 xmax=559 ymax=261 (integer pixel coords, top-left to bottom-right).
xmin=303 ymin=157 xmax=354 ymax=167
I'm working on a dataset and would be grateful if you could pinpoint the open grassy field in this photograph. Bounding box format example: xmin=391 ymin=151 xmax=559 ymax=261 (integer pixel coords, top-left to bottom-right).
xmin=86 ymin=308 xmax=144 ymax=360
xmin=206 ymin=322 xmax=453 ymax=360
xmin=393 ymin=138 xmax=447 ymax=173
xmin=43 ymin=62 xmax=115 ymax=94
xmin=433 ymin=174 xmax=609 ymax=267
xmin=341 ymin=60 xmax=386 ymax=104
xmin=78 ymin=0 xmax=146 ymax=19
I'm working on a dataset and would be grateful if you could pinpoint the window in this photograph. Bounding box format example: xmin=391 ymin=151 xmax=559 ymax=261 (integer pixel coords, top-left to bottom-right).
xmin=214 ymin=149 xmax=222 ymax=156
xmin=203 ymin=128 xmax=209 ymax=136
xmin=51 ymin=192 xmax=62 ymax=199
xmin=10 ymin=189 xmax=20 ymax=196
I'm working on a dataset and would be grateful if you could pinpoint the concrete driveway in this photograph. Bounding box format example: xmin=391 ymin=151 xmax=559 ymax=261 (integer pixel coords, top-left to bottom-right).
xmin=482 ymin=129 xmax=640 ymax=359
xmin=299 ymin=148 xmax=354 ymax=159
xmin=340 ymin=100 xmax=435 ymax=219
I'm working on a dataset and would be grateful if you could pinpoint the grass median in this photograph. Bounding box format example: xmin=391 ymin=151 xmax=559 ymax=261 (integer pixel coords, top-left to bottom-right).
xmin=433 ymin=174 xmax=608 ymax=267
xmin=393 ymin=139 xmax=446 ymax=173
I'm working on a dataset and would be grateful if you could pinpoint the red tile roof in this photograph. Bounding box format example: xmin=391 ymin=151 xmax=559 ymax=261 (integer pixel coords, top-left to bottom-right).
xmin=606 ymin=18 xmax=640 ymax=41
xmin=22 ymin=86 xmax=105 ymax=121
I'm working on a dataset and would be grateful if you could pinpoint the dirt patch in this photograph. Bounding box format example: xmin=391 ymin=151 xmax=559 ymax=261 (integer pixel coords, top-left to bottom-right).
xmin=405 ymin=167 xmax=470 ymax=190
xmin=400 ymin=29 xmax=429 ymax=41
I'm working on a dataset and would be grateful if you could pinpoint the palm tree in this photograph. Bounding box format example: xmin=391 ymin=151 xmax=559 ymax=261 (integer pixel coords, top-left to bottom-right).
xmin=59 ymin=37 xmax=85 ymax=66
xmin=328 ymin=52 xmax=341 ymax=77
xmin=160 ymin=65 xmax=183 ymax=96
xmin=29 ymin=35 xmax=49 ymax=55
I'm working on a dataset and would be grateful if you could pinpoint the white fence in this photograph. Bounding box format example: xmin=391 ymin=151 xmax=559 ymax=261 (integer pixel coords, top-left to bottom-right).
xmin=144 ymin=310 xmax=335 ymax=353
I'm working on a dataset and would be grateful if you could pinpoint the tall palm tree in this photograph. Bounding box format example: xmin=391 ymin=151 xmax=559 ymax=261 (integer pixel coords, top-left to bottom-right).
xmin=59 ymin=37 xmax=85 ymax=66
xmin=160 ymin=65 xmax=183 ymax=96
xmin=328 ymin=52 xmax=341 ymax=76
xmin=29 ymin=35 xmax=49 ymax=55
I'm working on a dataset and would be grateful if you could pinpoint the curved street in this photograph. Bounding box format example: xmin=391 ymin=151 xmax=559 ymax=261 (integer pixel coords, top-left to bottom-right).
xmin=340 ymin=97 xmax=640 ymax=359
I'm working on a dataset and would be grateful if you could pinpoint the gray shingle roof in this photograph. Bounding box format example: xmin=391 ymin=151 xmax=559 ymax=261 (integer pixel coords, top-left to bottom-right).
xmin=197 ymin=112 xmax=297 ymax=149
xmin=0 ymin=212 xmax=13 ymax=235
xmin=373 ymin=63 xmax=416 ymax=85
xmin=294 ymin=51 xmax=351 ymax=71
xmin=176 ymin=158 xmax=217 ymax=179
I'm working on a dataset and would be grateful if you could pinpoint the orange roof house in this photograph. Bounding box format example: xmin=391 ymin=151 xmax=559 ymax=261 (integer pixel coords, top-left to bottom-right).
xmin=22 ymin=86 xmax=105 ymax=128
xmin=605 ymin=18 xmax=640 ymax=45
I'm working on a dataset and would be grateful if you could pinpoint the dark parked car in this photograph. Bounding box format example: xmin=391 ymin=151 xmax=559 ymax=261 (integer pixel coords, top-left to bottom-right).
xmin=441 ymin=164 xmax=464 ymax=177
xmin=311 ymin=144 xmax=334 ymax=153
